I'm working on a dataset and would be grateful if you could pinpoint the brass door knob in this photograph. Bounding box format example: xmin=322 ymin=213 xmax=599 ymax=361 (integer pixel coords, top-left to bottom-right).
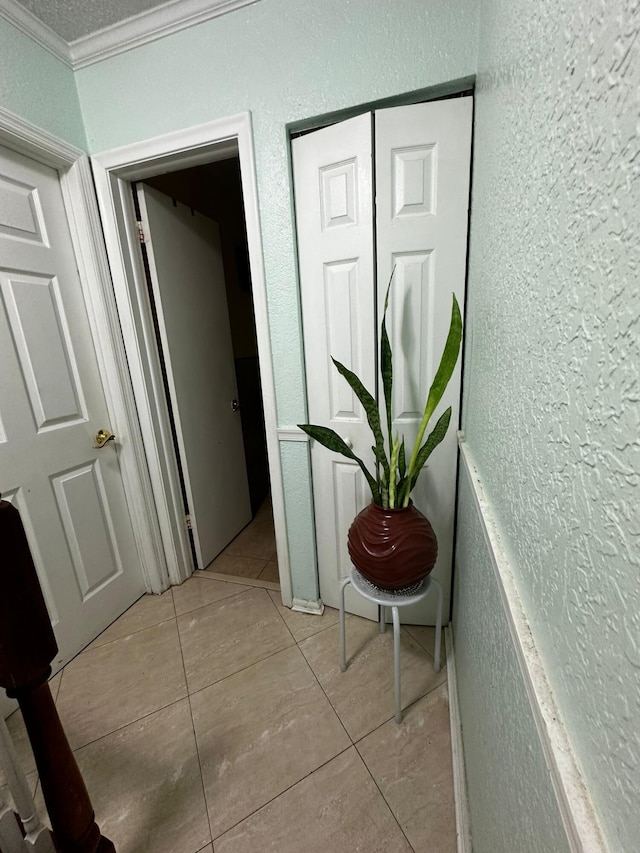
xmin=95 ymin=429 xmax=115 ymax=448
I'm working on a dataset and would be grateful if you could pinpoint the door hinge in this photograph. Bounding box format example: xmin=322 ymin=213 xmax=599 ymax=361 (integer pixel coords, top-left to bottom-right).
xmin=136 ymin=220 xmax=146 ymax=244
xmin=185 ymin=514 xmax=192 ymax=530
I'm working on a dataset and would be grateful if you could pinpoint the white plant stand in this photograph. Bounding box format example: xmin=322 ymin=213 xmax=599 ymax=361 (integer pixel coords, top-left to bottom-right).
xmin=339 ymin=567 xmax=443 ymax=723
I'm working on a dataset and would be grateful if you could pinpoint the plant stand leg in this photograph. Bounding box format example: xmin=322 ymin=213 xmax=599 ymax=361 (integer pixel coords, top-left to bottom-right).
xmin=392 ymin=605 xmax=402 ymax=723
xmin=379 ymin=605 xmax=386 ymax=634
xmin=339 ymin=576 xmax=351 ymax=672
xmin=432 ymin=578 xmax=443 ymax=673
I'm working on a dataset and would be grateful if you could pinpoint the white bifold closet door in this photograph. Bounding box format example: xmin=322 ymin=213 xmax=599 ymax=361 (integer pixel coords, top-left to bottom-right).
xmin=293 ymin=97 xmax=472 ymax=623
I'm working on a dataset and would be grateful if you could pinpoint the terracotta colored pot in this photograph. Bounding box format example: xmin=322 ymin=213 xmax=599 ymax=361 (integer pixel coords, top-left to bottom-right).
xmin=347 ymin=501 xmax=438 ymax=590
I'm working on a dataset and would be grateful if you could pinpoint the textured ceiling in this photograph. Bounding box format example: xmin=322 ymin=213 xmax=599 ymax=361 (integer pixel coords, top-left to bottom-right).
xmin=16 ymin=0 xmax=172 ymax=42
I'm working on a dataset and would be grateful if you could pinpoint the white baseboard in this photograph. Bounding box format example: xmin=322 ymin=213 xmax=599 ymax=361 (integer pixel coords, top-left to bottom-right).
xmin=291 ymin=597 xmax=324 ymax=615
xmin=445 ymin=626 xmax=472 ymax=853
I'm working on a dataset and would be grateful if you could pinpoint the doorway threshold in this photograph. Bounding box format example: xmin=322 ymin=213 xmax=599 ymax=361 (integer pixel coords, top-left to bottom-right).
xmin=196 ymin=569 xmax=279 ymax=593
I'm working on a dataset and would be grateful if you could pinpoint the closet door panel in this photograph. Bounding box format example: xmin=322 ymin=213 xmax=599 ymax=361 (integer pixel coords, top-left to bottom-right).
xmin=375 ymin=97 xmax=473 ymax=623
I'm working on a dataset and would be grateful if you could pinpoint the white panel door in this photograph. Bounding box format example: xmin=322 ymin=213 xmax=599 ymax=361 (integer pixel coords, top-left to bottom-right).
xmin=294 ymin=98 xmax=473 ymax=623
xmin=136 ymin=184 xmax=251 ymax=569
xmin=375 ymin=97 xmax=473 ymax=622
xmin=293 ymin=114 xmax=377 ymax=617
xmin=0 ymin=144 xmax=146 ymax=683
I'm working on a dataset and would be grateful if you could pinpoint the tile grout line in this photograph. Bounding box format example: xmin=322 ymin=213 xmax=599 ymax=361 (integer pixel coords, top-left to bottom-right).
xmin=60 ymin=592 xmax=184 ymax=754
xmin=184 ymin=635 xmax=298 ymax=703
xmin=86 ymin=615 xmax=175 ymax=653
xmin=78 ymin=600 xmax=177 ymax=655
xmin=205 ymin=553 xmax=270 ymax=578
xmin=173 ymin=604 xmax=215 ymax=852
xmin=294 ymin=635 xmax=355 ymax=748
xmin=264 ymin=587 xmax=304 ymax=645
xmin=174 ymin=583 xmax=255 ymax=620
xmin=208 ymin=744 xmax=355 ymax=845
xmin=353 ymin=737 xmax=417 ymax=853
xmin=189 ymin=592 xmax=352 ymax=844
xmin=65 ymin=694 xmax=189 ymax=754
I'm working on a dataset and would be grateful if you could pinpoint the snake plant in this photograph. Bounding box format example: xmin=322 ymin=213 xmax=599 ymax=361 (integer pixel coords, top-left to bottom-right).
xmin=298 ymin=275 xmax=462 ymax=509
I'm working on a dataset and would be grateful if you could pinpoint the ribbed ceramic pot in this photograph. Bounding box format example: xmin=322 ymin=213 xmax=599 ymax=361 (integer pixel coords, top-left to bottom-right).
xmin=347 ymin=501 xmax=438 ymax=590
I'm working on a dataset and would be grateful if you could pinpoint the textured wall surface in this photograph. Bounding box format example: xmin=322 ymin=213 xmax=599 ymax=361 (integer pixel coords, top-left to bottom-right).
xmin=0 ymin=17 xmax=86 ymax=149
xmin=459 ymin=0 xmax=640 ymax=848
xmin=75 ymin=0 xmax=479 ymax=426
xmin=74 ymin=0 xmax=479 ymax=600
xmin=453 ymin=475 xmax=570 ymax=853
xmin=279 ymin=441 xmax=318 ymax=602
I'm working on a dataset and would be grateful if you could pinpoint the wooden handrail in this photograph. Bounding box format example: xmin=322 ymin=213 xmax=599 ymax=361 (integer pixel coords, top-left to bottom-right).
xmin=0 ymin=498 xmax=115 ymax=853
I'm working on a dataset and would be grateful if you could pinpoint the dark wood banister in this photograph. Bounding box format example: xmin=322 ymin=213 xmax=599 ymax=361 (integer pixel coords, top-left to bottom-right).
xmin=0 ymin=497 xmax=116 ymax=853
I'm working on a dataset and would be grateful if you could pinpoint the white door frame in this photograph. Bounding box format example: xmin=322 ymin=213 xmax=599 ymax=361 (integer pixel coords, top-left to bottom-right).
xmin=0 ymin=105 xmax=165 ymax=594
xmin=92 ymin=112 xmax=292 ymax=604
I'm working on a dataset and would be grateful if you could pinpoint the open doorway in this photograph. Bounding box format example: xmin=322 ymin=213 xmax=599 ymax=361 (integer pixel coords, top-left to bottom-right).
xmin=135 ymin=160 xmax=277 ymax=585
xmin=92 ymin=114 xmax=290 ymax=604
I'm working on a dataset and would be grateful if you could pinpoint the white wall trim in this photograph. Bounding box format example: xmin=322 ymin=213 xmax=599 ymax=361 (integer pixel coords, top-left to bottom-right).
xmin=445 ymin=626 xmax=472 ymax=853
xmin=277 ymin=428 xmax=310 ymax=442
xmin=0 ymin=104 xmax=81 ymax=166
xmin=91 ymin=165 xmax=195 ymax=589
xmin=444 ymin=625 xmax=473 ymax=853
xmin=458 ymin=435 xmax=607 ymax=853
xmin=0 ymin=0 xmax=260 ymax=70
xmin=291 ymin=597 xmax=324 ymax=615
xmin=92 ymin=113 xmax=293 ymax=605
xmin=68 ymin=0 xmax=260 ymax=69
xmin=0 ymin=105 xmax=164 ymax=594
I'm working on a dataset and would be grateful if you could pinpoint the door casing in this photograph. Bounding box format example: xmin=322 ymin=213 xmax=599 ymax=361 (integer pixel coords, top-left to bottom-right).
xmin=92 ymin=113 xmax=292 ymax=605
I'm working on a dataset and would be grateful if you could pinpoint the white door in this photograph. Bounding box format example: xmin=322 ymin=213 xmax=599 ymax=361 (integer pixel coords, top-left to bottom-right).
xmin=0 ymin=145 xmax=146 ymax=685
xmin=294 ymin=97 xmax=473 ymax=622
xmin=136 ymin=184 xmax=251 ymax=569
xmin=292 ymin=114 xmax=377 ymax=619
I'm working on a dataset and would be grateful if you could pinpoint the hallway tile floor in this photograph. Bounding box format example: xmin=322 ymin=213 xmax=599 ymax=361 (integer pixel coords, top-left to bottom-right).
xmin=204 ymin=497 xmax=279 ymax=583
xmin=2 ymin=578 xmax=456 ymax=853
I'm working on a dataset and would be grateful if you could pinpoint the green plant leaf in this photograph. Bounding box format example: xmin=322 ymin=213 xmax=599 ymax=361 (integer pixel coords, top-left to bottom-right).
xmin=381 ymin=323 xmax=393 ymax=446
xmin=405 ymin=294 xmax=462 ymax=492
xmin=422 ymin=295 xmax=461 ymax=436
xmin=398 ymin=437 xmax=406 ymax=480
xmin=332 ymin=358 xmax=389 ymax=483
xmin=406 ymin=407 xmax=452 ymax=496
xmin=380 ymin=269 xmax=395 ymax=455
xmin=297 ymin=424 xmax=381 ymax=504
xmin=388 ymin=433 xmax=400 ymax=508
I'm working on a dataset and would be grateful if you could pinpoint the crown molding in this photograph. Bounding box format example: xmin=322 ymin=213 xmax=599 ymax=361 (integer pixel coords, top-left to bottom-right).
xmin=0 ymin=0 xmax=260 ymax=70
xmin=0 ymin=0 xmax=71 ymax=67
xmin=0 ymin=103 xmax=83 ymax=166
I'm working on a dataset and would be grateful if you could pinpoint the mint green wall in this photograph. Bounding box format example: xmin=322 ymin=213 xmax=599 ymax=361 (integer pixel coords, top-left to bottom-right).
xmin=0 ymin=17 xmax=86 ymax=149
xmin=453 ymin=475 xmax=570 ymax=853
xmin=74 ymin=0 xmax=479 ymax=603
xmin=3 ymin=0 xmax=637 ymax=846
xmin=456 ymin=0 xmax=640 ymax=850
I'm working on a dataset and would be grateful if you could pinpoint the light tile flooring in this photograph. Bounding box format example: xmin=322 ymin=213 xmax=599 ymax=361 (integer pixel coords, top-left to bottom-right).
xmin=1 ymin=505 xmax=456 ymax=853
xmin=203 ymin=496 xmax=280 ymax=583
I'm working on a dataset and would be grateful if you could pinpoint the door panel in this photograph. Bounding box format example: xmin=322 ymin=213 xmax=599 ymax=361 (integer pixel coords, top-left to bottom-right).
xmin=0 ymin=144 xmax=145 ymax=700
xmin=293 ymin=114 xmax=377 ymax=618
xmin=136 ymin=184 xmax=251 ymax=569
xmin=294 ymin=98 xmax=473 ymax=623
xmin=375 ymin=98 xmax=473 ymax=623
